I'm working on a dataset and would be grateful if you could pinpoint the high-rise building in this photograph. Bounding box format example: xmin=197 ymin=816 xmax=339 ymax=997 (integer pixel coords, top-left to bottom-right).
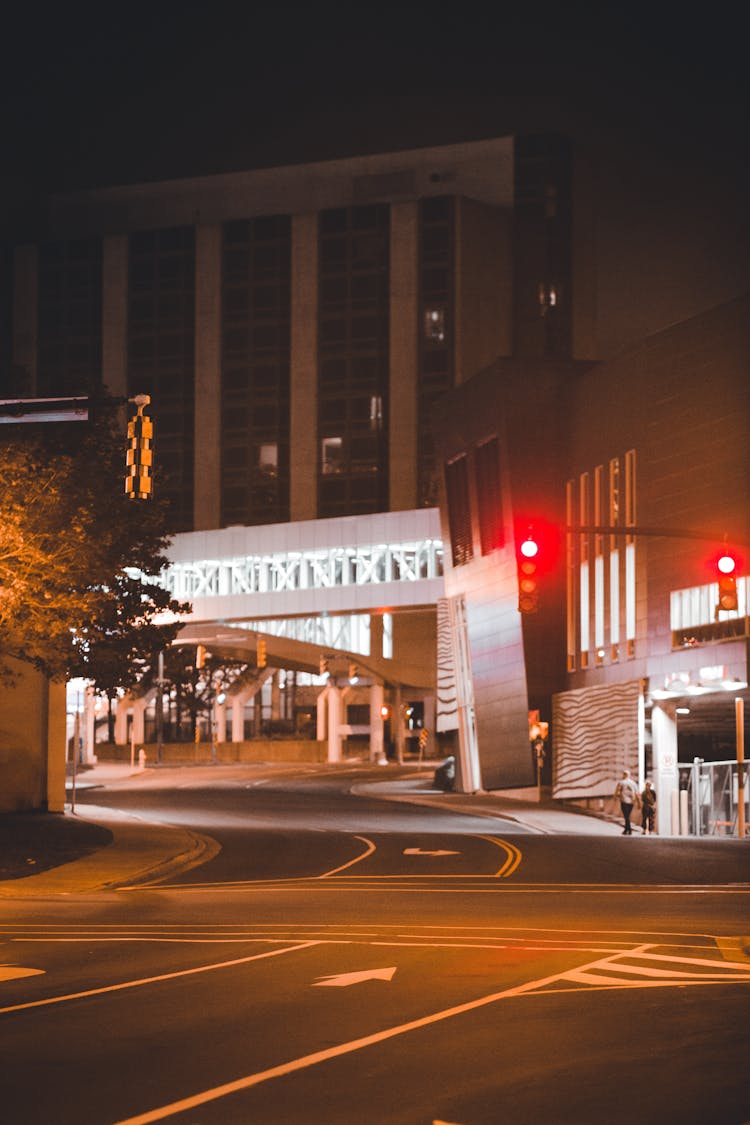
xmin=6 ymin=127 xmax=748 ymax=818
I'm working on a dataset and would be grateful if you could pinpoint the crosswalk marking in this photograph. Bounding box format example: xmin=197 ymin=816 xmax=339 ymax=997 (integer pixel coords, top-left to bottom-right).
xmin=548 ymin=944 xmax=750 ymax=991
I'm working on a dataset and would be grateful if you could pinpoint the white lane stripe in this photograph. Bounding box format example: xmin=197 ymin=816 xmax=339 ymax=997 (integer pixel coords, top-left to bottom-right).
xmin=0 ymin=942 xmax=319 ymax=1016
xmin=110 ymin=955 xmax=621 ymax=1125
xmin=318 ymin=836 xmax=376 ymax=878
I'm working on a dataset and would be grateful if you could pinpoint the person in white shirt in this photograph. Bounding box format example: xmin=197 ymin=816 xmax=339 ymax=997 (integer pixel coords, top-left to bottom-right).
xmin=614 ymin=770 xmax=640 ymax=835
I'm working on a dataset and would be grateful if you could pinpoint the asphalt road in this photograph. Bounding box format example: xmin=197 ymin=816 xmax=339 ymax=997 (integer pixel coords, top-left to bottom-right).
xmin=1 ymin=766 xmax=748 ymax=1124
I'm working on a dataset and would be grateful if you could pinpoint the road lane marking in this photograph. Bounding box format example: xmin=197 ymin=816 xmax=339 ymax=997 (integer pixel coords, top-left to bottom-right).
xmin=0 ymin=965 xmax=45 ymax=982
xmin=403 ymin=848 xmax=460 ymax=856
xmin=716 ymin=936 xmax=750 ymax=963
xmin=112 ymin=939 xmax=749 ymax=1125
xmin=542 ymin=943 xmax=750 ymax=990
xmin=482 ymin=836 xmax=523 ymax=877
xmin=318 ymin=835 xmax=376 ymax=877
xmin=313 ymin=967 xmax=397 ymax=987
xmin=0 ymin=941 xmax=320 ymax=1017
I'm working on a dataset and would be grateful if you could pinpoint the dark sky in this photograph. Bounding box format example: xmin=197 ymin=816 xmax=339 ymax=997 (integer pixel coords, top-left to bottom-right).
xmin=2 ymin=4 xmax=746 ymax=201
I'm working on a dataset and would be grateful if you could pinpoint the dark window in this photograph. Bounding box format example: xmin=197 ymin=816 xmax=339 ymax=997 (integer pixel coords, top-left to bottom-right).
xmin=317 ymin=205 xmax=390 ymax=517
xmin=417 ymin=197 xmax=454 ymax=507
xmin=445 ymin=454 xmax=473 ymax=567
xmin=220 ymin=215 xmax=291 ymax=527
xmin=475 ymin=437 xmax=504 ymax=554
xmin=127 ymin=226 xmax=195 ymax=533
xmin=37 ymin=238 xmax=102 ymax=397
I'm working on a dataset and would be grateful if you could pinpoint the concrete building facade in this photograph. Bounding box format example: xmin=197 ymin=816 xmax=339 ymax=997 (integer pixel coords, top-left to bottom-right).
xmin=4 ymin=127 xmax=748 ymax=816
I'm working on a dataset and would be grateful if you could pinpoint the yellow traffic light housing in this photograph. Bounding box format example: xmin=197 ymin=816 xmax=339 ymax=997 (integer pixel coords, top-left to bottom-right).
xmin=125 ymin=395 xmax=153 ymax=500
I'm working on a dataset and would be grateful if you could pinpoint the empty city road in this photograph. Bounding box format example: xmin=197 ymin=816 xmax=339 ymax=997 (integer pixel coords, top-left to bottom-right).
xmin=1 ymin=764 xmax=748 ymax=1124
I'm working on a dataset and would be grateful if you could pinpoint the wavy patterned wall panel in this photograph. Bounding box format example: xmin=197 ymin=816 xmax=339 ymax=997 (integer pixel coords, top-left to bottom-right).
xmin=436 ymin=597 xmax=459 ymax=732
xmin=552 ymin=680 xmax=641 ymax=800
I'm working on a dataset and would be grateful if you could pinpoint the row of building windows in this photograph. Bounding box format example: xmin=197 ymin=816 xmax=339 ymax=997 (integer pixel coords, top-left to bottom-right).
xmin=566 ymin=451 xmax=637 ymax=670
xmin=444 ymin=436 xmax=504 ymax=567
xmin=31 ymin=200 xmax=458 ymax=531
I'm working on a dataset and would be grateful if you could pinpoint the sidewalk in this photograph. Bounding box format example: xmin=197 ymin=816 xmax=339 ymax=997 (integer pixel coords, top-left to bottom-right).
xmin=0 ymin=760 xmax=619 ymax=898
xmin=0 ymin=762 xmax=219 ymax=898
xmin=355 ymin=773 xmax=623 ymax=836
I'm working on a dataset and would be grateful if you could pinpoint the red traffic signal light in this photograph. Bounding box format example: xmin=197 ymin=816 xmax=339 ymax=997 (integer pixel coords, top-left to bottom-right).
xmin=517 ymin=532 xmax=540 ymax=614
xmin=717 ymin=552 xmax=738 ymax=612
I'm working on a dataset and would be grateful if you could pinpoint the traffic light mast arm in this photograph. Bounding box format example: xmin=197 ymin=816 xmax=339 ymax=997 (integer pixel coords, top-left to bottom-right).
xmin=566 ymin=525 xmax=749 ymax=546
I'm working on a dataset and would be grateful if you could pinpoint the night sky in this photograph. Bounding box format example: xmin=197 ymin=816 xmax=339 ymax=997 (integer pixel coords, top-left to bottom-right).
xmin=2 ymin=3 xmax=746 ymax=212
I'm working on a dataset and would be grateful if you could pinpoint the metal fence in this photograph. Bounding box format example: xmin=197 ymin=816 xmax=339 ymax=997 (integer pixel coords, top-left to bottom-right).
xmin=678 ymin=759 xmax=749 ymax=836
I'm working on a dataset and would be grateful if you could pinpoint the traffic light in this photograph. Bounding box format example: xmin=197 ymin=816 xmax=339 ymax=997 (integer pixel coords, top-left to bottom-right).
xmin=517 ymin=530 xmax=540 ymax=614
xmin=125 ymin=395 xmax=153 ymax=500
xmin=257 ymin=636 xmax=267 ymax=668
xmin=348 ymin=662 xmax=359 ymax=684
xmin=319 ymin=654 xmax=329 ymax=678
xmin=196 ymin=644 xmax=206 ymax=669
xmin=717 ymin=552 xmax=738 ymax=612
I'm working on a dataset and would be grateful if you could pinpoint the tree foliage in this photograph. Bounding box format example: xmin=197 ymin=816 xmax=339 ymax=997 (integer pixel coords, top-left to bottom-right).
xmin=0 ymin=398 xmax=190 ymax=689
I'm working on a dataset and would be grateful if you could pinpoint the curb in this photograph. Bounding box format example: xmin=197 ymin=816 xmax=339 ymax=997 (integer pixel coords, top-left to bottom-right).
xmin=0 ymin=806 xmax=220 ymax=898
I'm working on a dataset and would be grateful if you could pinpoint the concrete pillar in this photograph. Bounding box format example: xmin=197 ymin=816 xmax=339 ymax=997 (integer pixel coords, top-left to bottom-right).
xmin=394 ymin=683 xmax=406 ymax=765
xmin=389 ymin=202 xmax=418 ymax=511
xmin=369 ymin=682 xmax=385 ymax=763
xmin=102 ymin=235 xmax=128 ymax=398
xmin=327 ymin=684 xmax=343 ymax=763
xmin=114 ymin=694 xmax=131 ymax=745
xmin=215 ymin=700 xmax=227 ymax=743
xmin=271 ymin=672 xmax=281 ymax=720
xmin=317 ymin=685 xmax=328 ymax=741
xmin=132 ymin=697 xmax=148 ymax=743
xmin=290 ymin=213 xmax=318 ymax=521
xmin=423 ymin=693 xmax=436 ymax=756
xmin=231 ymin=692 xmax=251 ymax=742
xmin=83 ymin=685 xmax=98 ymax=764
xmin=652 ymin=702 xmax=679 ymax=835
xmin=12 ymin=245 xmax=38 ymax=393
xmin=370 ymin=614 xmax=384 ymax=658
xmin=194 ymin=224 xmax=222 ymax=530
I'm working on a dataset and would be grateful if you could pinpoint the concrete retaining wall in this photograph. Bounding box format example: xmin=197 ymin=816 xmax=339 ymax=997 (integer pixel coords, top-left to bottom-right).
xmin=95 ymin=740 xmax=328 ymax=765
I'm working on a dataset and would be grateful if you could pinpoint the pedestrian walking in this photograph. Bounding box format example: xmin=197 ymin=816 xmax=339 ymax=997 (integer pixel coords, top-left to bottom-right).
xmin=641 ymin=780 xmax=656 ymax=835
xmin=614 ymin=770 xmax=640 ymax=835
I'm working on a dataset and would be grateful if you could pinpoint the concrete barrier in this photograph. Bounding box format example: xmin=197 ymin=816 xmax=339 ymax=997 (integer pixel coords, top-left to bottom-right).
xmin=95 ymin=740 xmax=328 ymax=765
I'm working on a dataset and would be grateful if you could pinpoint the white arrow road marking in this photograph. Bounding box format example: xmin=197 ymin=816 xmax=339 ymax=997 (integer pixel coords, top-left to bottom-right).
xmin=402 ymin=848 xmax=460 ymax=856
xmin=0 ymin=965 xmax=45 ymax=982
xmin=313 ymin=967 xmax=397 ymax=987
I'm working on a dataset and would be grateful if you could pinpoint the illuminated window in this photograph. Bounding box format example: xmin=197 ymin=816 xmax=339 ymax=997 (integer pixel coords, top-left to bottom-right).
xmin=321 ymin=436 xmax=344 ymax=475
xmin=424 ymin=306 xmax=446 ymax=342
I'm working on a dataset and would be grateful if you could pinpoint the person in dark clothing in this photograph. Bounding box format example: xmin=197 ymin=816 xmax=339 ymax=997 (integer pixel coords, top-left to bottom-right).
xmin=641 ymin=780 xmax=656 ymax=835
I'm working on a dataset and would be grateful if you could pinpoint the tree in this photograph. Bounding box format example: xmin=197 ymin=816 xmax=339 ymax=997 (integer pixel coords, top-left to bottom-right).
xmin=0 ymin=397 xmax=190 ymax=691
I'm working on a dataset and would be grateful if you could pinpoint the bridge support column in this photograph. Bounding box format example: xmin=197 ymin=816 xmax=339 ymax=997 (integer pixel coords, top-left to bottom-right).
xmin=369 ymin=682 xmax=385 ymax=763
xmin=327 ymin=684 xmax=343 ymax=763
xmin=83 ymin=685 xmax=98 ymax=763
xmin=215 ymin=700 xmax=227 ymax=743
